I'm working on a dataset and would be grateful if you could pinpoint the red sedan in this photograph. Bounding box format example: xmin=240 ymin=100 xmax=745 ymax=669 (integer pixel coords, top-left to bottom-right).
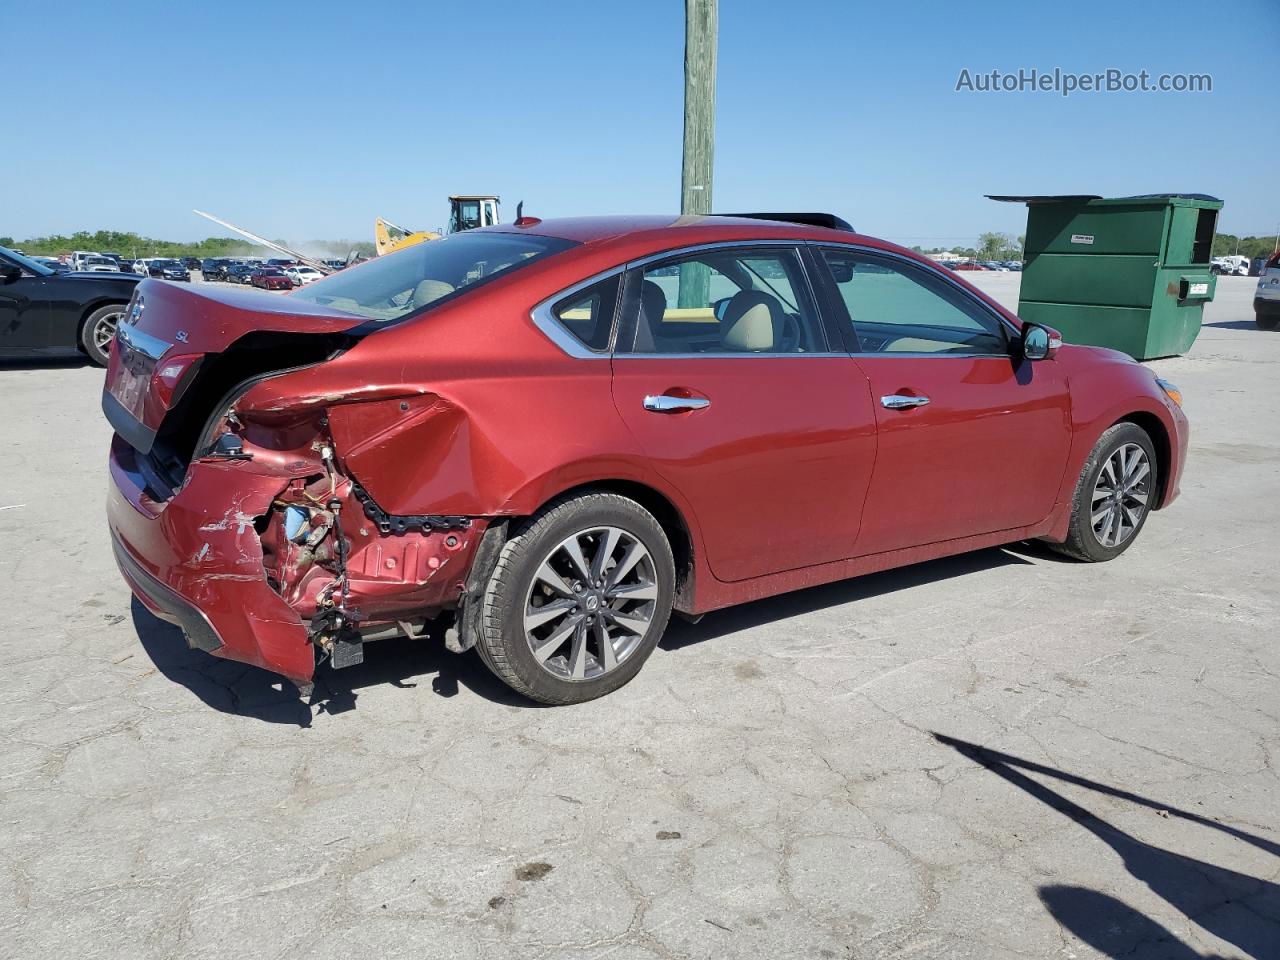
xmin=103 ymin=214 xmax=1188 ymax=703
xmin=249 ymin=267 xmax=293 ymax=291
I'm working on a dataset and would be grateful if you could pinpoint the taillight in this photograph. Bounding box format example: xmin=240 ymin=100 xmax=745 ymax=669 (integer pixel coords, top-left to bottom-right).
xmin=151 ymin=353 xmax=201 ymax=409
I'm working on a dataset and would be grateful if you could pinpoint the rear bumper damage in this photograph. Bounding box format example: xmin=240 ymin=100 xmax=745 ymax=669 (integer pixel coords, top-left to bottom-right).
xmin=107 ymin=425 xmax=486 ymax=688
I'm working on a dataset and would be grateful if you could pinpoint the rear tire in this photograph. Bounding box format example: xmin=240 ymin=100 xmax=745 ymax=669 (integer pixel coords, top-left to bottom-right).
xmin=80 ymin=303 xmax=126 ymax=367
xmin=1256 ymin=312 xmax=1279 ymax=331
xmin=477 ymin=492 xmax=675 ymax=705
xmin=1047 ymin=422 xmax=1158 ymax=562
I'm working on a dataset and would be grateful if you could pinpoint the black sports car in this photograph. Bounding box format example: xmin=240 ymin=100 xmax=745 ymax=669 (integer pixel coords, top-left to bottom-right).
xmin=0 ymin=246 xmax=142 ymax=366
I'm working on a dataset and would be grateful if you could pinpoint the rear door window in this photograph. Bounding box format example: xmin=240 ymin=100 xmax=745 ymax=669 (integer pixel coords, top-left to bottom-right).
xmin=620 ymin=246 xmax=827 ymax=354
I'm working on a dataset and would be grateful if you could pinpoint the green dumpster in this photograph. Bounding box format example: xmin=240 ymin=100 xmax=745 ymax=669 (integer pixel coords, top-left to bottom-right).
xmin=989 ymin=193 xmax=1222 ymax=360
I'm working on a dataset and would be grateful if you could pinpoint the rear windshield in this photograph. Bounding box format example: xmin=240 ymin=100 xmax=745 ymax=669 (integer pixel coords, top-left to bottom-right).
xmin=290 ymin=231 xmax=577 ymax=322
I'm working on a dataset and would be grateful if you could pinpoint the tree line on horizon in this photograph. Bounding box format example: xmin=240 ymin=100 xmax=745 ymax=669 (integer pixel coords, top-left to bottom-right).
xmin=0 ymin=230 xmax=376 ymax=260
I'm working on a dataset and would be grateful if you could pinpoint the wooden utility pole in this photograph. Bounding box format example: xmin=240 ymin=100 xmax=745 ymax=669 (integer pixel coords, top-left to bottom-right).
xmin=681 ymin=0 xmax=717 ymax=216
xmin=679 ymin=0 xmax=717 ymax=307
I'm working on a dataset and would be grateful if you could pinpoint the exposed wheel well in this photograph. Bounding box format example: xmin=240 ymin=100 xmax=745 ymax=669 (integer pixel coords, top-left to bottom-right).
xmin=534 ymin=480 xmax=696 ymax=611
xmin=1115 ymin=412 xmax=1171 ymax=508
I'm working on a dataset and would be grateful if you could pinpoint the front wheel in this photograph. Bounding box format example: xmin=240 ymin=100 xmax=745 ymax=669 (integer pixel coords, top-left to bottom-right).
xmin=80 ymin=303 xmax=126 ymax=366
xmin=1048 ymin=422 xmax=1158 ymax=562
xmin=1256 ymin=312 xmax=1279 ymax=331
xmin=477 ymin=492 xmax=675 ymax=704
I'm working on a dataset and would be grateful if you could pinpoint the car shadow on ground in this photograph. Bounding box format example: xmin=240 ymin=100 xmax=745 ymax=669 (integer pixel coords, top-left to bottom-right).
xmin=1202 ymin=320 xmax=1265 ymax=331
xmin=660 ymin=544 xmax=1048 ymax=651
xmin=0 ymin=357 xmax=93 ymax=370
xmin=130 ymin=543 xmax=1066 ymax=727
xmin=935 ymin=734 xmax=1280 ymax=959
xmin=130 ymin=598 xmax=533 ymax=728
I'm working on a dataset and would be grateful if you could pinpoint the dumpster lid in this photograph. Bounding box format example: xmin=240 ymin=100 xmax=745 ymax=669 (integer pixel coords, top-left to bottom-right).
xmin=987 ymin=193 xmax=1221 ymax=204
xmin=986 ymin=195 xmax=1102 ymax=204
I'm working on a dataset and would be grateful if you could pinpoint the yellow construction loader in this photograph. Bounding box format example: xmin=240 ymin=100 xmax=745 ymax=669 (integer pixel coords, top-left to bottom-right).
xmin=375 ymin=196 xmax=502 ymax=255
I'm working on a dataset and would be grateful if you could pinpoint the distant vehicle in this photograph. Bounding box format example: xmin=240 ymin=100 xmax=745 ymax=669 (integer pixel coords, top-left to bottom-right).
xmin=1001 ymin=260 xmax=1023 ymax=272
xmin=100 ymin=253 xmax=124 ymax=267
xmin=70 ymin=250 xmax=109 ymax=271
xmin=951 ymin=261 xmax=990 ymax=272
xmin=1256 ymin=253 xmax=1280 ymax=330
xmin=146 ymin=259 xmax=191 ymax=282
xmin=0 ymin=244 xmax=141 ymax=365
xmin=117 ymin=259 xmax=137 ymax=274
xmin=266 ymin=258 xmax=297 ymax=268
xmin=181 ymin=256 xmax=202 ymax=272
xmin=225 ymin=263 xmax=256 ymax=284
xmin=32 ymin=256 xmax=70 ymax=274
xmin=249 ymin=267 xmax=293 ymax=291
xmin=200 ymin=258 xmax=231 ymax=281
xmin=283 ymin=265 xmax=323 ymax=286
xmin=81 ymin=255 xmax=121 ymax=273
xmin=1212 ymin=255 xmax=1250 ymax=276
xmin=323 ymin=259 xmax=347 ymax=271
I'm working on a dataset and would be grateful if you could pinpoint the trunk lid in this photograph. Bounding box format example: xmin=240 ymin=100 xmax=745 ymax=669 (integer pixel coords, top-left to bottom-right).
xmin=103 ymin=278 xmax=364 ymax=454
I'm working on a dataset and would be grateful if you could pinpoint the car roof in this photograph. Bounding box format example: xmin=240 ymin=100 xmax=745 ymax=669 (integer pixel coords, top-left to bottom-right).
xmin=474 ymin=214 xmax=872 ymax=245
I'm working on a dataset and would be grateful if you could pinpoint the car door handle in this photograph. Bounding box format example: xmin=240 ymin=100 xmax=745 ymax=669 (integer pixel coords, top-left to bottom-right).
xmin=643 ymin=395 xmax=710 ymax=413
xmin=880 ymin=394 xmax=931 ymax=409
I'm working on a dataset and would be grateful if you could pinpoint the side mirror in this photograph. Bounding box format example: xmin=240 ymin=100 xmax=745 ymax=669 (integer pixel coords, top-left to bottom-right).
xmin=0 ymin=264 xmax=22 ymax=284
xmin=1021 ymin=322 xmax=1061 ymax=361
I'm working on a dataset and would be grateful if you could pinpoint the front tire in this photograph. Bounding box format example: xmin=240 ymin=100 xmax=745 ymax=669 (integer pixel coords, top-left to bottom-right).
xmin=1048 ymin=422 xmax=1158 ymax=562
xmin=80 ymin=303 xmax=126 ymax=366
xmin=1256 ymin=312 xmax=1279 ymax=331
xmin=477 ymin=492 xmax=675 ymax=704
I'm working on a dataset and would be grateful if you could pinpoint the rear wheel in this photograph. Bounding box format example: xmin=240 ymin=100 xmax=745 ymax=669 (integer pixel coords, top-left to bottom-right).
xmin=1256 ymin=312 xmax=1279 ymax=331
xmin=80 ymin=303 xmax=126 ymax=366
xmin=1048 ymin=422 xmax=1158 ymax=562
xmin=477 ymin=492 xmax=675 ymax=704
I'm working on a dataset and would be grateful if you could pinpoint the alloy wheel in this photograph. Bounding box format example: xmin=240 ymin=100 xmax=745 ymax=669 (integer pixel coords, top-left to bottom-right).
xmin=1090 ymin=442 xmax=1151 ymax=548
xmin=523 ymin=526 xmax=658 ymax=681
xmin=93 ymin=309 xmax=124 ymax=353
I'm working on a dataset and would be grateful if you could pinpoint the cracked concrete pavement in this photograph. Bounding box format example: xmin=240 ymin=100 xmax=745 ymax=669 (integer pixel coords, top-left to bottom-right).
xmin=1 ymin=274 xmax=1276 ymax=959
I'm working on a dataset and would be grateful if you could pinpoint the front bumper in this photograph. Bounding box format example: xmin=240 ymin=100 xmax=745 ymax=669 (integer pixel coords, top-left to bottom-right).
xmin=107 ymin=436 xmax=316 ymax=683
xmin=1163 ymin=399 xmax=1190 ymax=508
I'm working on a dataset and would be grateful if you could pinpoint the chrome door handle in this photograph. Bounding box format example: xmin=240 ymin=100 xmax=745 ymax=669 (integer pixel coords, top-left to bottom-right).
xmin=643 ymin=395 xmax=710 ymax=413
xmin=880 ymin=394 xmax=930 ymax=409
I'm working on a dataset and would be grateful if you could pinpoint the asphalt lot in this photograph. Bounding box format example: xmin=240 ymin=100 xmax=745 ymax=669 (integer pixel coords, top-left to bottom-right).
xmin=1 ymin=274 xmax=1276 ymax=960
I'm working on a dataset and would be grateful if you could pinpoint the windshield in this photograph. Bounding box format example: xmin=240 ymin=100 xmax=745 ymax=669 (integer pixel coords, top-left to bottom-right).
xmin=291 ymin=231 xmax=576 ymax=322
xmin=153 ymin=260 xmax=181 ymax=268
xmin=0 ymin=246 xmax=54 ymax=276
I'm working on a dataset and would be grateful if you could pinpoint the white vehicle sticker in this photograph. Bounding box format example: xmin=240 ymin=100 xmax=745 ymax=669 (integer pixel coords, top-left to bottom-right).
xmin=1188 ymin=282 xmax=1209 ymax=296
xmin=1070 ymin=234 xmax=1095 ymax=245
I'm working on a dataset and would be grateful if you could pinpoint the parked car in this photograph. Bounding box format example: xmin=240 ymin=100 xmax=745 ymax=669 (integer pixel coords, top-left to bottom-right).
xmin=266 ymin=258 xmax=297 ymax=268
xmin=146 ymin=259 xmax=191 ymax=282
xmin=250 ymin=267 xmax=293 ymax=291
xmin=200 ymin=258 xmax=231 ymax=281
xmin=117 ymin=259 xmax=137 ymax=274
xmin=1212 ymin=255 xmax=1250 ymax=276
xmin=102 ymin=215 xmax=1188 ymax=703
xmin=284 ymin=265 xmax=324 ymax=286
xmin=1 ymin=244 xmax=141 ymax=365
xmin=32 ymin=256 xmax=71 ymax=274
xmin=225 ymin=263 xmax=256 ymax=284
xmin=70 ymin=250 xmax=105 ymax=271
xmin=80 ymin=255 xmax=121 ymax=273
xmin=181 ymin=256 xmax=202 ymax=272
xmin=951 ymin=261 xmax=989 ymax=271
xmin=1255 ymin=253 xmax=1280 ymax=329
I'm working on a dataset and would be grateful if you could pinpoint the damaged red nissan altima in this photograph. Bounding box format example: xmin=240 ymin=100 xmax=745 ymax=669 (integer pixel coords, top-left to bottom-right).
xmin=104 ymin=214 xmax=1188 ymax=703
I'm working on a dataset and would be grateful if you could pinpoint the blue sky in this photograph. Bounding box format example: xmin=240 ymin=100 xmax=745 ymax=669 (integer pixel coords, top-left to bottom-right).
xmin=6 ymin=0 xmax=1277 ymax=248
